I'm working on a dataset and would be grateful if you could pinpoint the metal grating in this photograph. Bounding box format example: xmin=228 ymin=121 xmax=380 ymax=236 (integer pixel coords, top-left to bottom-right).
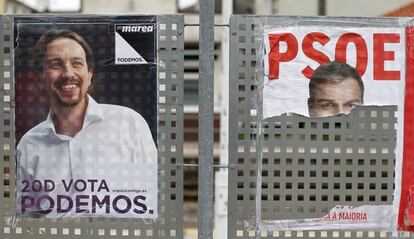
xmin=228 ymin=15 xmax=410 ymax=239
xmin=0 ymin=14 xmax=184 ymax=238
xmin=260 ymin=107 xmax=396 ymax=219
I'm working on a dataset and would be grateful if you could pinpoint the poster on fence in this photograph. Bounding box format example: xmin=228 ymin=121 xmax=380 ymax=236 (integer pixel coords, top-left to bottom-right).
xmin=14 ymin=16 xmax=158 ymax=219
xmin=261 ymin=23 xmax=414 ymax=231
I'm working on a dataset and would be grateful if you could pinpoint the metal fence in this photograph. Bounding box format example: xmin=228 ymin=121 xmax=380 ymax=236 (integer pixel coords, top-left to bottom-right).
xmin=1 ymin=13 xmax=413 ymax=239
xmin=227 ymin=15 xmax=409 ymax=239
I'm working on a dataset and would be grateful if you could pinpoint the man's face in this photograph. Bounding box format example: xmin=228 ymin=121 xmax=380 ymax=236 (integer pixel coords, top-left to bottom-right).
xmin=308 ymin=77 xmax=363 ymax=118
xmin=40 ymin=38 xmax=93 ymax=107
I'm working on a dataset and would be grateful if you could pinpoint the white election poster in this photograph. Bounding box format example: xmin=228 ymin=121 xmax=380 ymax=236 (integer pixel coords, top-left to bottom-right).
xmin=262 ymin=26 xmax=407 ymax=230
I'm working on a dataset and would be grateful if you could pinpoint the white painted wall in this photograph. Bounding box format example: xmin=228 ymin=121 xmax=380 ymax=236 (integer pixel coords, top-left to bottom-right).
xmin=274 ymin=0 xmax=412 ymax=17
xmin=276 ymin=0 xmax=319 ymax=16
xmin=255 ymin=0 xmax=275 ymax=15
xmin=82 ymin=0 xmax=414 ymax=18
xmin=82 ymin=0 xmax=176 ymax=14
xmin=326 ymin=0 xmax=412 ymax=16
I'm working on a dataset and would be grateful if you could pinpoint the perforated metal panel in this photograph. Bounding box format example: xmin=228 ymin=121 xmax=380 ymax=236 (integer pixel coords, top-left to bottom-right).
xmin=259 ymin=107 xmax=396 ymax=218
xmin=228 ymin=15 xmax=409 ymax=239
xmin=0 ymin=14 xmax=184 ymax=238
xmin=1 ymin=14 xmax=15 ymax=238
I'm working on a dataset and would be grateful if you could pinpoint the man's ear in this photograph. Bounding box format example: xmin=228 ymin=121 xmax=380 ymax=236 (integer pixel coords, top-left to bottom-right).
xmin=87 ymin=68 xmax=93 ymax=87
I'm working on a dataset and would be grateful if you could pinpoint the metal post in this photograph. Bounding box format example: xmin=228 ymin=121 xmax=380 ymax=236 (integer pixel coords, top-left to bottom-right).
xmin=214 ymin=0 xmax=231 ymax=238
xmin=318 ymin=0 xmax=326 ymax=16
xmin=198 ymin=0 xmax=214 ymax=239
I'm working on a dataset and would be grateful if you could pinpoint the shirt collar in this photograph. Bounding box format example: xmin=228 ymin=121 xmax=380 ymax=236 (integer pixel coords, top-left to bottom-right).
xmin=42 ymin=95 xmax=104 ymax=136
xmin=83 ymin=95 xmax=104 ymax=128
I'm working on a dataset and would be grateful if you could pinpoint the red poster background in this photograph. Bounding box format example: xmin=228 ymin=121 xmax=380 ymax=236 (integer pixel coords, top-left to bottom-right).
xmin=399 ymin=26 xmax=414 ymax=231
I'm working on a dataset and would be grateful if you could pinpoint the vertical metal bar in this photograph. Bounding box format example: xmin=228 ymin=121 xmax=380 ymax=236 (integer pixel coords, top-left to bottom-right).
xmin=198 ymin=0 xmax=214 ymax=239
xmin=214 ymin=0 xmax=232 ymax=237
xmin=318 ymin=0 xmax=326 ymax=16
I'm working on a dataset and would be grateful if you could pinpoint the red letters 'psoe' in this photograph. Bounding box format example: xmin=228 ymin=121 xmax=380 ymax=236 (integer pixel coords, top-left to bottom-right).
xmin=267 ymin=32 xmax=401 ymax=81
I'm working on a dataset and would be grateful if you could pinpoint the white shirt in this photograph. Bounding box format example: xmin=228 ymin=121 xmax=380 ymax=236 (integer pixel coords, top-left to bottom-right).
xmin=17 ymin=96 xmax=157 ymax=218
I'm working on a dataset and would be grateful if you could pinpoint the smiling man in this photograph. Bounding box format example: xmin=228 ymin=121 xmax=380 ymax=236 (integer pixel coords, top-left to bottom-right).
xmin=16 ymin=29 xmax=157 ymax=218
xmin=308 ymin=61 xmax=364 ymax=118
xmin=36 ymin=32 xmax=94 ymax=137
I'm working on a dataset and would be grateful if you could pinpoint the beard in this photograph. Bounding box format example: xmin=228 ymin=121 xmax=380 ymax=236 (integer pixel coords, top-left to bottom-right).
xmin=51 ymin=89 xmax=86 ymax=107
xmin=48 ymin=79 xmax=89 ymax=107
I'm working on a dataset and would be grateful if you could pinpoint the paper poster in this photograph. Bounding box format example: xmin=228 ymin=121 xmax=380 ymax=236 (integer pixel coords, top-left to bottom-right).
xmin=14 ymin=16 xmax=158 ymax=218
xmin=263 ymin=26 xmax=405 ymax=118
xmin=262 ymin=24 xmax=414 ymax=231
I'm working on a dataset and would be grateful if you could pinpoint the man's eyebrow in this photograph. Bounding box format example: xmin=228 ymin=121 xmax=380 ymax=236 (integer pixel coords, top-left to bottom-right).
xmin=344 ymin=99 xmax=362 ymax=104
xmin=70 ymin=57 xmax=85 ymax=61
xmin=315 ymin=98 xmax=336 ymax=103
xmin=45 ymin=57 xmax=84 ymax=62
xmin=45 ymin=57 xmax=62 ymax=62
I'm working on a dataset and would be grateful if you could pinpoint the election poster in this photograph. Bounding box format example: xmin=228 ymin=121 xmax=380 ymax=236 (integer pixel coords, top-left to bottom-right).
xmin=261 ymin=21 xmax=414 ymax=231
xmin=14 ymin=16 xmax=158 ymax=219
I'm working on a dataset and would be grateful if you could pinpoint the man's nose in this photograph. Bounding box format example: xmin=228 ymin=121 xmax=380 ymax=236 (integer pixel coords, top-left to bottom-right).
xmin=61 ymin=66 xmax=75 ymax=79
xmin=336 ymin=104 xmax=352 ymax=115
xmin=336 ymin=104 xmax=344 ymax=114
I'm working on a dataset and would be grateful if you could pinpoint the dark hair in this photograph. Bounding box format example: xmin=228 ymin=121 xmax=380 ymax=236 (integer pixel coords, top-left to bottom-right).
xmin=33 ymin=29 xmax=94 ymax=73
xmin=309 ymin=61 xmax=364 ymax=101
